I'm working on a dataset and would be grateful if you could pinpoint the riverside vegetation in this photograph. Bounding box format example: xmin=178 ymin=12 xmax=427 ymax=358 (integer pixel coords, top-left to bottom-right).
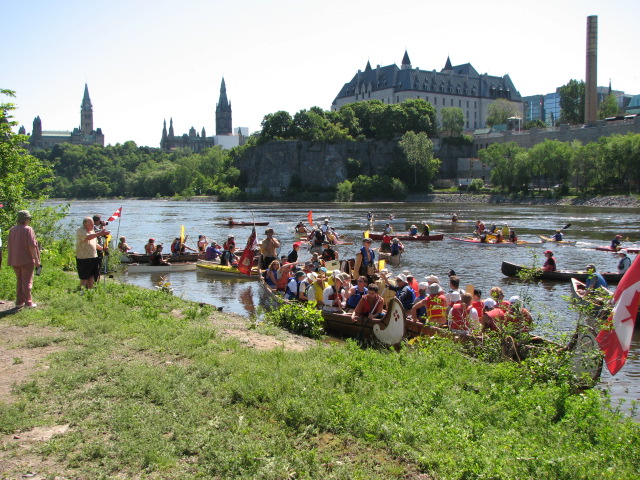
xmin=1 ymin=245 xmax=640 ymax=479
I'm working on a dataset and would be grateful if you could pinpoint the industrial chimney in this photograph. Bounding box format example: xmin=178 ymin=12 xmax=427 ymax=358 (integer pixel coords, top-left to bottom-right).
xmin=585 ymin=15 xmax=598 ymax=124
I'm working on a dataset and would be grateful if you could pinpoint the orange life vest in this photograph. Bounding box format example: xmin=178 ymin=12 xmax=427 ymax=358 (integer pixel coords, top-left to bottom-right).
xmin=426 ymin=294 xmax=447 ymax=324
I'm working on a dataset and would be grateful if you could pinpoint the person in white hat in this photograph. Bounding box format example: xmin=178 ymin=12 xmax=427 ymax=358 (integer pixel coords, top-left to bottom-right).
xmin=322 ymin=271 xmax=347 ymax=312
xmin=409 ymin=224 xmax=419 ymax=236
xmin=380 ymin=272 xmax=415 ymax=311
xmin=503 ymin=296 xmax=533 ymax=333
xmin=617 ymin=249 xmax=632 ymax=274
xmin=223 ymin=234 xmax=235 ymax=251
xmin=481 ymin=298 xmax=505 ymax=332
xmin=353 ymin=237 xmax=376 ymax=282
xmin=411 ymin=283 xmax=447 ymax=325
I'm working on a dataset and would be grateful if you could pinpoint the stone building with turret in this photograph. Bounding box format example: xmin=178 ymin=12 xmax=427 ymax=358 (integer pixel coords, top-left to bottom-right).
xmin=27 ymin=84 xmax=105 ymax=149
xmin=332 ymin=50 xmax=522 ymax=131
xmin=160 ymin=78 xmax=246 ymax=152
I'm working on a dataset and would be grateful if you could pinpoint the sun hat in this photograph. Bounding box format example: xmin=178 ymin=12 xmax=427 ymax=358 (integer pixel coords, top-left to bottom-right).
xmin=339 ymin=272 xmax=352 ymax=283
xmin=586 ymin=263 xmax=596 ymax=270
xmin=228 ymin=234 xmax=234 ymax=238
xmin=484 ymin=298 xmax=497 ymax=309
xmin=418 ymin=282 xmax=429 ymax=290
xmin=509 ymin=295 xmax=521 ymax=305
xmin=307 ymin=272 xmax=318 ymax=283
xmin=425 ymin=274 xmax=440 ymax=284
xmin=619 ymin=249 xmax=628 ymax=254
xmin=428 ymin=284 xmax=441 ymax=295
xmin=380 ymin=268 xmax=389 ymax=274
xmin=411 ymin=224 xmax=417 ymax=228
xmin=17 ymin=210 xmax=31 ymax=221
xmin=363 ymin=238 xmax=373 ymax=243
xmin=402 ymin=269 xmax=411 ymax=275
xmin=395 ymin=273 xmax=407 ymax=283
xmin=544 ymin=250 xmax=553 ymax=254
xmin=392 ymin=238 xmax=399 ymax=243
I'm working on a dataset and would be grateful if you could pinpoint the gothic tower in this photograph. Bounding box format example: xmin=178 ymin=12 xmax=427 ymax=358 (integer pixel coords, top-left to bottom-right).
xmin=80 ymin=83 xmax=93 ymax=135
xmin=216 ymin=78 xmax=232 ymax=135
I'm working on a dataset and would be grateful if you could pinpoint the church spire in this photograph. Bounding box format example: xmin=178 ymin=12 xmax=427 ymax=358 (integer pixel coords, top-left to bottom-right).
xmin=80 ymin=83 xmax=93 ymax=134
xmin=162 ymin=119 xmax=168 ymax=140
xmin=442 ymin=56 xmax=453 ymax=72
xmin=169 ymin=117 xmax=174 ymax=138
xmin=401 ymin=50 xmax=411 ymax=70
xmin=216 ymin=77 xmax=232 ymax=135
xmin=365 ymin=60 xmax=372 ymax=71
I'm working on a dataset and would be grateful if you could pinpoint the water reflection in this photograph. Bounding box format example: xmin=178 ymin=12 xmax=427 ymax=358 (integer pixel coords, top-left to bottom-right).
xmin=58 ymin=199 xmax=640 ymax=418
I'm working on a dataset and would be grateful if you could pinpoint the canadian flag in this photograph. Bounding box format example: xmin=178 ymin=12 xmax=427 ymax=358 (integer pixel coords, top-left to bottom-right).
xmin=107 ymin=207 xmax=122 ymax=222
xmin=596 ymin=257 xmax=640 ymax=375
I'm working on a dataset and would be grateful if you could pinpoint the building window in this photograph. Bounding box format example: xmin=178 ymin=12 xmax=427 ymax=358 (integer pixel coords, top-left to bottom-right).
xmin=466 ymin=101 xmax=469 ymax=108
xmin=474 ymin=102 xmax=477 ymax=108
xmin=458 ymin=100 xmax=461 ymax=107
xmin=396 ymin=96 xmax=399 ymax=103
xmin=450 ymin=99 xmax=453 ymax=106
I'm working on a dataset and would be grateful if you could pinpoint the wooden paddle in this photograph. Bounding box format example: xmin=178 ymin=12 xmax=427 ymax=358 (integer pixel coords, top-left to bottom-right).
xmin=465 ymin=284 xmax=474 ymax=295
xmin=378 ymin=259 xmax=386 ymax=271
xmin=364 ymin=230 xmax=370 ymax=239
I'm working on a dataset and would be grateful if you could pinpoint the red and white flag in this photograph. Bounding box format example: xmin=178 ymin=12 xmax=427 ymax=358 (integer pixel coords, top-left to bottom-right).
xmin=107 ymin=207 xmax=122 ymax=222
xmin=596 ymin=257 xmax=640 ymax=375
xmin=237 ymin=227 xmax=257 ymax=276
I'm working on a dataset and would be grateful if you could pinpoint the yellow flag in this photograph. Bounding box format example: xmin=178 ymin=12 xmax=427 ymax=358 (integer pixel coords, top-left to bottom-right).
xmin=180 ymin=225 xmax=185 ymax=244
xmin=364 ymin=230 xmax=370 ymax=238
xmin=378 ymin=259 xmax=385 ymax=271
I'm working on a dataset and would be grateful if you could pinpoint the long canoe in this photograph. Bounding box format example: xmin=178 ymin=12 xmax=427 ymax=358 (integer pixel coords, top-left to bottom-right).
xmin=216 ymin=221 xmax=270 ymax=227
xmin=570 ymin=278 xmax=639 ymax=329
xmin=450 ymin=236 xmax=544 ymax=247
xmin=123 ymin=252 xmax=204 ymax=263
xmin=539 ymin=235 xmax=577 ymax=245
xmin=127 ymin=262 xmax=197 ymax=273
xmin=365 ymin=232 xmax=444 ymax=241
xmin=594 ymin=245 xmax=639 ymax=254
xmin=366 ymin=218 xmax=407 ymax=225
xmin=259 ymin=275 xmax=602 ymax=384
xmin=501 ymin=261 xmax=622 ymax=283
xmin=195 ymin=260 xmax=260 ymax=279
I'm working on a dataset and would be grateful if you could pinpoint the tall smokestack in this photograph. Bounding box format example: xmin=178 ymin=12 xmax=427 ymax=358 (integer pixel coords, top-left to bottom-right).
xmin=585 ymin=15 xmax=598 ymax=124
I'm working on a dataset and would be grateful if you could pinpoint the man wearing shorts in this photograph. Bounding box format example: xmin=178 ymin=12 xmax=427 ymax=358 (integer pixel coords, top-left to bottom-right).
xmin=76 ymin=217 xmax=110 ymax=290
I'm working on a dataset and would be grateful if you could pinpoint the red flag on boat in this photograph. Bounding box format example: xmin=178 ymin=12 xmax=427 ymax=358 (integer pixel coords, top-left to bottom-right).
xmin=307 ymin=210 xmax=313 ymax=226
xmin=107 ymin=207 xmax=122 ymax=222
xmin=237 ymin=227 xmax=257 ymax=276
xmin=596 ymin=257 xmax=640 ymax=375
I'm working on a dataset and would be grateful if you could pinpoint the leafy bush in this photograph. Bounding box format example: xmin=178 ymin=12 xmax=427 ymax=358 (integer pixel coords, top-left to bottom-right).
xmin=264 ymin=302 xmax=324 ymax=338
xmin=335 ymin=180 xmax=353 ymax=202
xmin=351 ymin=175 xmax=408 ymax=201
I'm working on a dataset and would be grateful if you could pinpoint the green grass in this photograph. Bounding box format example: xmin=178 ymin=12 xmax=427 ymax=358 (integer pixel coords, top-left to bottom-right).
xmin=1 ymin=251 xmax=639 ymax=479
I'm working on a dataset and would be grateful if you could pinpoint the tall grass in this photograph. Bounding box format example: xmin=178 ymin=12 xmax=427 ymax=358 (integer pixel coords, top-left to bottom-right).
xmin=1 ymin=250 xmax=639 ymax=479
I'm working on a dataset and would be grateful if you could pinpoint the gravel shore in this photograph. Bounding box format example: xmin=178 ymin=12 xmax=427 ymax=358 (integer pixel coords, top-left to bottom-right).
xmin=406 ymin=194 xmax=640 ymax=208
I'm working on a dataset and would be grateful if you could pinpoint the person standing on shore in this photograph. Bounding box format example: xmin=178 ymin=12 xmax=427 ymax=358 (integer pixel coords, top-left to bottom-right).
xmin=7 ymin=210 xmax=41 ymax=308
xmin=76 ymin=217 xmax=110 ymax=290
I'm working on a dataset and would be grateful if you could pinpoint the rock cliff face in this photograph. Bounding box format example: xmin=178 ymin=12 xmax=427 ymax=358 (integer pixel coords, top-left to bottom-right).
xmin=235 ymin=140 xmax=404 ymax=194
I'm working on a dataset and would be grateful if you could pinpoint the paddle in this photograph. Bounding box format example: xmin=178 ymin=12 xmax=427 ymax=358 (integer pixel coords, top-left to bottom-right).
xmin=378 ymin=259 xmax=386 ymax=271
xmin=465 ymin=284 xmax=475 ymax=295
xmin=364 ymin=230 xmax=370 ymax=239
xmin=561 ymin=223 xmax=571 ymax=231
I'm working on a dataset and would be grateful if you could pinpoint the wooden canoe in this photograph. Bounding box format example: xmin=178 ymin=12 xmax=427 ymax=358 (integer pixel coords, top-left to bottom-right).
xmin=195 ymin=260 xmax=260 ymax=279
xmin=376 ymin=249 xmax=402 ymax=266
xmin=365 ymin=232 xmax=444 ymax=241
xmin=127 ymin=262 xmax=197 ymax=273
xmin=450 ymin=236 xmax=544 ymax=247
xmin=570 ymin=278 xmax=639 ymax=329
xmin=501 ymin=261 xmax=622 ymax=283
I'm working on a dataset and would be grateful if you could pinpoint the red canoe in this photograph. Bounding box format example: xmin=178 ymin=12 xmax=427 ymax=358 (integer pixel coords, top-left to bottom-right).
xmin=594 ymin=246 xmax=639 ymax=254
xmin=365 ymin=232 xmax=444 ymax=241
xmin=218 ymin=221 xmax=270 ymax=227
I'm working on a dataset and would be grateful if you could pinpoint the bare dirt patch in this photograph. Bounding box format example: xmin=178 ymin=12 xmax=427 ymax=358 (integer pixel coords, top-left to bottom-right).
xmin=0 ymin=319 xmax=70 ymax=405
xmin=208 ymin=310 xmax=319 ymax=352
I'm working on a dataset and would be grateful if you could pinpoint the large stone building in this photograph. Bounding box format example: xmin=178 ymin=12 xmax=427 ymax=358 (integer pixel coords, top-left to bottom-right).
xmin=331 ymin=50 xmax=523 ymax=131
xmin=27 ymin=84 xmax=105 ymax=149
xmin=160 ymin=78 xmax=246 ymax=152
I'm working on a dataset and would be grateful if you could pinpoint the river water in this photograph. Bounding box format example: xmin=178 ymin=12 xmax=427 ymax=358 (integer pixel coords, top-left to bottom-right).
xmin=58 ymin=199 xmax=639 ymax=416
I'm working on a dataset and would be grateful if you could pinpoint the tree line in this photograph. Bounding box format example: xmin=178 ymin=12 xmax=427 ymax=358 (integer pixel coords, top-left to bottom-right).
xmin=480 ymin=133 xmax=640 ymax=194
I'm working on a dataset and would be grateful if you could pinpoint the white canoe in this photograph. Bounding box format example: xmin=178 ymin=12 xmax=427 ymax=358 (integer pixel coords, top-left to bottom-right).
xmin=127 ymin=262 xmax=197 ymax=273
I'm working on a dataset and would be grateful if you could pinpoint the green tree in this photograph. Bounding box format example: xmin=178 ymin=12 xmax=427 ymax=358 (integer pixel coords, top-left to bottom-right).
xmin=440 ymin=107 xmax=465 ymax=137
xmin=559 ymin=79 xmax=585 ymax=124
xmin=397 ymin=99 xmax=437 ymax=137
xmin=260 ymin=111 xmax=293 ymax=141
xmin=0 ymin=89 xmax=54 ymax=230
xmin=597 ymin=93 xmax=619 ymax=120
xmin=486 ymin=99 xmax=519 ymax=127
xmin=478 ymin=142 xmax=525 ymax=192
xmin=398 ymin=131 xmax=437 ymax=187
xmin=524 ymin=119 xmax=547 ymax=130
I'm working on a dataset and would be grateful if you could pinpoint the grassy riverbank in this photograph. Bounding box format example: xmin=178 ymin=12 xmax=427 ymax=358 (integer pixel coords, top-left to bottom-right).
xmin=1 ymin=254 xmax=640 ymax=479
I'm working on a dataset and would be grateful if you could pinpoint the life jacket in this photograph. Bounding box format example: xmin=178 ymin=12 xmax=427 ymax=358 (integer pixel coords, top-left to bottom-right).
xmin=171 ymin=241 xmax=179 ymax=254
xmin=472 ymin=300 xmax=484 ymax=314
xmin=307 ymin=281 xmax=325 ymax=303
xmin=409 ymin=228 xmax=418 ymax=235
xmin=314 ymin=230 xmax=324 ymax=245
xmin=276 ymin=271 xmax=290 ymax=291
xmin=327 ymin=285 xmax=344 ymax=305
xmin=396 ymin=285 xmax=416 ymax=310
xmin=449 ymin=303 xmax=473 ymax=331
xmin=391 ymin=243 xmax=402 ymax=255
xmin=357 ymin=294 xmax=382 ymax=315
xmin=346 ymin=286 xmax=368 ymax=309
xmin=360 ymin=247 xmax=375 ymax=266
xmin=322 ymin=248 xmax=336 ymax=261
xmin=285 ymin=278 xmax=304 ymax=300
xmin=504 ymin=307 xmax=532 ymax=332
xmin=223 ymin=240 xmax=235 ymax=251
xmin=484 ymin=308 xmax=505 ymax=331
xmin=618 ymin=256 xmax=631 ymax=272
xmin=409 ymin=278 xmax=419 ymax=295
xmin=426 ymin=294 xmax=447 ymax=324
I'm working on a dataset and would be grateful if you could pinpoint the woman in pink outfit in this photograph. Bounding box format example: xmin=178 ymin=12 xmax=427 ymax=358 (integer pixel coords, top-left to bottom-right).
xmin=7 ymin=210 xmax=41 ymax=308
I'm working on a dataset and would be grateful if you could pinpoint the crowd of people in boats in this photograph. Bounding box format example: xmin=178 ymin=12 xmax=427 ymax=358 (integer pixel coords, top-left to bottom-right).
xmin=262 ymin=236 xmax=538 ymax=335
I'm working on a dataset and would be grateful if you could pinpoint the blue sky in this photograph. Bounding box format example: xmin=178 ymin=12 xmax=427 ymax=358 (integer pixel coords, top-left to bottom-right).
xmin=2 ymin=0 xmax=638 ymax=147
